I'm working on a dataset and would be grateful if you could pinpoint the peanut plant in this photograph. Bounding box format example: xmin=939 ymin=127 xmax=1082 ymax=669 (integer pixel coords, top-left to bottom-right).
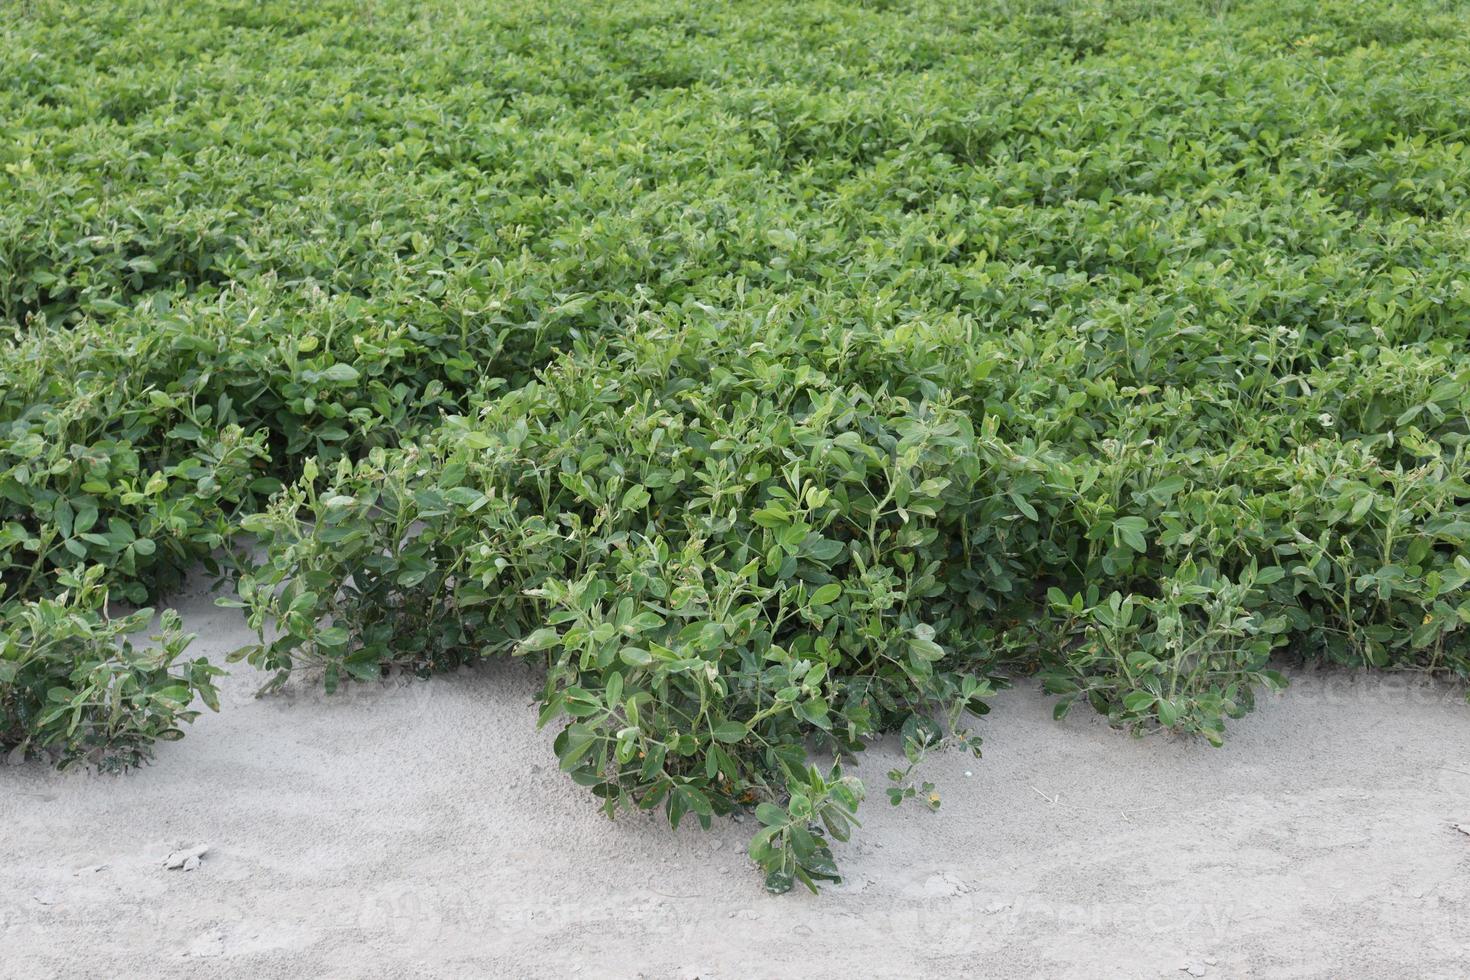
xmin=3 ymin=0 xmax=1468 ymax=888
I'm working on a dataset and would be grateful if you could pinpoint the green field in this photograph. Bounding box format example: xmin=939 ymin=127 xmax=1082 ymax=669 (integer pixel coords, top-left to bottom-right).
xmin=3 ymin=0 xmax=1468 ymax=891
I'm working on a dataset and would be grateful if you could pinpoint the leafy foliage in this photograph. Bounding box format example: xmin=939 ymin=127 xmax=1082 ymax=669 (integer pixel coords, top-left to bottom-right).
xmin=236 ymin=317 xmax=996 ymax=890
xmin=3 ymin=0 xmax=1469 ymax=887
xmin=0 ymin=565 xmax=220 ymax=769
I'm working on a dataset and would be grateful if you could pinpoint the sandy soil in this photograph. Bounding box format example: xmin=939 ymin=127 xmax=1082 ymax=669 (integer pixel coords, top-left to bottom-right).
xmin=4 ymin=581 xmax=1470 ymax=979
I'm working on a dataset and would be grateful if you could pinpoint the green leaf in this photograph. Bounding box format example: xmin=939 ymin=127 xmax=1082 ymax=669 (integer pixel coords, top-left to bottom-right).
xmin=518 ymin=628 xmax=561 ymax=652
xmin=1114 ymin=516 xmax=1149 ymax=554
xmin=712 ymin=720 xmax=747 ymax=743
xmin=1122 ymin=690 xmax=1157 ymax=714
xmin=1156 ymin=699 xmax=1179 ymax=727
xmin=618 ymin=647 xmax=653 ymax=667
xmin=755 ymin=802 xmax=788 ymax=826
xmin=619 ymin=484 xmax=651 ymax=510
xmin=808 ymin=583 xmax=842 ymax=607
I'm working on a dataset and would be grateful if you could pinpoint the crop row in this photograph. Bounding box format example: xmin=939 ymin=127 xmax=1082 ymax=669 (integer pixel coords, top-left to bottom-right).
xmin=3 ymin=0 xmax=1468 ymax=888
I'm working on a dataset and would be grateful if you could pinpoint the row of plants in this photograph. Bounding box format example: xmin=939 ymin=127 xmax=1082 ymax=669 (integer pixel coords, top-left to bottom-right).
xmin=234 ymin=301 xmax=1468 ymax=888
xmin=236 ymin=316 xmax=1002 ymax=891
xmin=3 ymin=0 xmax=1469 ymax=889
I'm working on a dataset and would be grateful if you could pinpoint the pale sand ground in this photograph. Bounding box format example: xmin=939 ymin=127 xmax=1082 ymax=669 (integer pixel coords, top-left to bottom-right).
xmin=4 ymin=580 xmax=1470 ymax=979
